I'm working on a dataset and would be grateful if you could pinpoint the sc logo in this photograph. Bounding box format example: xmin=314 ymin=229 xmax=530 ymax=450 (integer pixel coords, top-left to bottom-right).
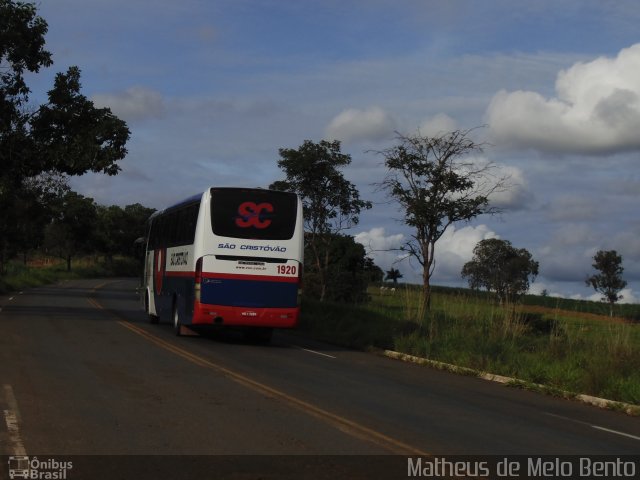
xmin=235 ymin=202 xmax=274 ymax=229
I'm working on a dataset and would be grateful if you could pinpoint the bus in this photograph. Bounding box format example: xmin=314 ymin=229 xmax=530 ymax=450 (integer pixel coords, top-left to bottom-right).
xmin=142 ymin=187 xmax=303 ymax=342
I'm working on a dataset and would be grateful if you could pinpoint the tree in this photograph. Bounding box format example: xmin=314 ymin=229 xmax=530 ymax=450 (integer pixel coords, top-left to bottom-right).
xmin=385 ymin=268 xmax=403 ymax=284
xmin=270 ymin=140 xmax=371 ymax=301
xmin=363 ymin=257 xmax=384 ymax=285
xmin=586 ymin=250 xmax=627 ymax=317
xmin=461 ymin=238 xmax=539 ymax=304
xmin=377 ymin=129 xmax=506 ymax=314
xmin=95 ymin=203 xmax=156 ymax=264
xmin=1 ymin=0 xmax=129 ymax=271
xmin=302 ymin=233 xmax=374 ymax=303
xmin=43 ymin=192 xmax=97 ymax=271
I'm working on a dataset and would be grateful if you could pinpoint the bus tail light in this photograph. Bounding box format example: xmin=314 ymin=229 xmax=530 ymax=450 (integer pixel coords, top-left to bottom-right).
xmin=195 ymin=256 xmax=203 ymax=303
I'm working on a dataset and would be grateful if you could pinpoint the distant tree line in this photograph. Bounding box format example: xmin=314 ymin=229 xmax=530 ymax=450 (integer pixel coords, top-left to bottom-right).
xmin=42 ymin=193 xmax=155 ymax=272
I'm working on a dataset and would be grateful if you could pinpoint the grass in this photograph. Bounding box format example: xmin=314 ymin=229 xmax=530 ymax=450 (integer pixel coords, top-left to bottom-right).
xmin=299 ymin=285 xmax=640 ymax=407
xmin=0 ymin=256 xmax=140 ymax=294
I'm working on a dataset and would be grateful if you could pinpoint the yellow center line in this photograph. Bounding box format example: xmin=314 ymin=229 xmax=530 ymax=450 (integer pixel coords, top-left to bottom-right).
xmin=88 ymin=293 xmax=431 ymax=456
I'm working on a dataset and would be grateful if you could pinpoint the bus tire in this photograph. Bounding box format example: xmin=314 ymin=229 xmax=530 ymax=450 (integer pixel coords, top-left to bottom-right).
xmin=173 ymin=301 xmax=182 ymax=336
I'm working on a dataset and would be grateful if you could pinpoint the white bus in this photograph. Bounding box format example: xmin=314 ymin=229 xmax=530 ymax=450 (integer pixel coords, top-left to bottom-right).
xmin=142 ymin=187 xmax=303 ymax=341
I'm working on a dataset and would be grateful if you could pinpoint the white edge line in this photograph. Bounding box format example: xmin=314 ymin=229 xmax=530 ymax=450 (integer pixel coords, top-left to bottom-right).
xmin=591 ymin=425 xmax=640 ymax=441
xmin=293 ymin=345 xmax=337 ymax=359
xmin=3 ymin=384 xmax=27 ymax=456
xmin=545 ymin=412 xmax=640 ymax=442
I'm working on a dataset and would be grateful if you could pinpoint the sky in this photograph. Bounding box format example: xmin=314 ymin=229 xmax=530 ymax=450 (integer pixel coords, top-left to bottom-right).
xmin=25 ymin=0 xmax=640 ymax=303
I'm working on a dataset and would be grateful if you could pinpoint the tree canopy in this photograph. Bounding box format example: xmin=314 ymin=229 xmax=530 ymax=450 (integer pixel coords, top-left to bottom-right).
xmin=270 ymin=139 xmax=371 ymax=301
xmin=461 ymin=238 xmax=539 ymax=304
xmin=385 ymin=268 xmax=403 ymax=284
xmin=586 ymin=250 xmax=627 ymax=316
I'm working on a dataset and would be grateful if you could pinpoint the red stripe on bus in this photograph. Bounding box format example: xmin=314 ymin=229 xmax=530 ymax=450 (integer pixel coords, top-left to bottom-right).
xmin=164 ymin=271 xmax=194 ymax=278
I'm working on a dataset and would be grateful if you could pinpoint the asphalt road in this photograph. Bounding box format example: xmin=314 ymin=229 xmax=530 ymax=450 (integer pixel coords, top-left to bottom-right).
xmin=1 ymin=278 xmax=639 ymax=478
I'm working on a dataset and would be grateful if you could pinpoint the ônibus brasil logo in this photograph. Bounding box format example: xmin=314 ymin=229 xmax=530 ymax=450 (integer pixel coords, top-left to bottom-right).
xmin=235 ymin=202 xmax=274 ymax=229
xmin=8 ymin=456 xmax=73 ymax=479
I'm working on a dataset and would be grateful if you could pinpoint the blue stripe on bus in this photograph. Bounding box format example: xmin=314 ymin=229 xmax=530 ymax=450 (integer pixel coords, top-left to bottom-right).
xmin=200 ymin=278 xmax=298 ymax=308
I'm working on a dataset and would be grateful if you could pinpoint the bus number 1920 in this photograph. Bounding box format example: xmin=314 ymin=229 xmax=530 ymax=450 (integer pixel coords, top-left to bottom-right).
xmin=277 ymin=265 xmax=297 ymax=275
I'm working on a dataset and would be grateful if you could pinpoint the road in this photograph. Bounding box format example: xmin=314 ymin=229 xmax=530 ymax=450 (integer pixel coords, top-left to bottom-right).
xmin=1 ymin=278 xmax=639 ymax=478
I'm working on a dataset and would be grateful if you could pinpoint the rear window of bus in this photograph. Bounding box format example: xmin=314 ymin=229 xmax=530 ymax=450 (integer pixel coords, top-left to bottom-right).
xmin=210 ymin=188 xmax=297 ymax=240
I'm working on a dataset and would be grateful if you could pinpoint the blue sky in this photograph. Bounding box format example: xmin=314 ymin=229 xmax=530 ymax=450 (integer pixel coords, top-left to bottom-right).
xmin=27 ymin=0 xmax=640 ymax=303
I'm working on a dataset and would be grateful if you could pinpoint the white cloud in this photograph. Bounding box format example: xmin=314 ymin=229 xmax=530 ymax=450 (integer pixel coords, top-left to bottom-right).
xmin=355 ymin=227 xmax=404 ymax=252
xmin=92 ymin=86 xmax=166 ymax=122
xmin=434 ymin=224 xmax=499 ymax=281
xmin=418 ymin=113 xmax=458 ymax=137
xmin=325 ymin=106 xmax=396 ymax=144
xmin=581 ymin=288 xmax=638 ymax=305
xmin=486 ymin=163 xmax=533 ymax=210
xmin=355 ymin=224 xmax=500 ymax=284
xmin=487 ymin=43 xmax=640 ymax=155
xmin=619 ymin=288 xmax=639 ymax=305
xmin=354 ymin=227 xmax=407 ymax=277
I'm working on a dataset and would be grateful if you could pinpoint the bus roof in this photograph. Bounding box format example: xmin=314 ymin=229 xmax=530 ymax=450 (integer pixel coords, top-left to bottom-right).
xmin=147 ymin=192 xmax=203 ymax=221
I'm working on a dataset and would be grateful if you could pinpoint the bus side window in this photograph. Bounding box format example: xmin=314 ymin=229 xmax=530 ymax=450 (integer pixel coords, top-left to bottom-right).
xmin=168 ymin=212 xmax=178 ymax=248
xmin=186 ymin=204 xmax=199 ymax=244
xmin=175 ymin=209 xmax=188 ymax=246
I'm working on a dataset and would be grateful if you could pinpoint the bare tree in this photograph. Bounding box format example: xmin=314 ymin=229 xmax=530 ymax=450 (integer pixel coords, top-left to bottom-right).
xmin=376 ymin=129 xmax=508 ymax=314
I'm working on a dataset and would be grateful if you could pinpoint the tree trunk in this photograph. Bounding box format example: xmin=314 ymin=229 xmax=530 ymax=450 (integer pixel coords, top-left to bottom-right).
xmin=66 ymin=255 xmax=72 ymax=272
xmin=420 ymin=265 xmax=431 ymax=319
xmin=319 ymin=245 xmax=331 ymax=302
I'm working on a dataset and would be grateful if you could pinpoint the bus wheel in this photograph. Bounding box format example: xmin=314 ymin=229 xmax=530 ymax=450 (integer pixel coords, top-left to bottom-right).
xmin=246 ymin=327 xmax=273 ymax=344
xmin=146 ymin=293 xmax=159 ymax=324
xmin=173 ymin=301 xmax=182 ymax=336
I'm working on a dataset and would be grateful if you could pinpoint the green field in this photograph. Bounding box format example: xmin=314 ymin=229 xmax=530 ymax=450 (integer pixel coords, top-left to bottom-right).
xmin=299 ymin=285 xmax=640 ymax=409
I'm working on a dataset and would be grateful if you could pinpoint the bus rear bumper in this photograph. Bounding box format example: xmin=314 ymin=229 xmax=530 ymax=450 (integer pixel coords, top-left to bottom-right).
xmin=192 ymin=302 xmax=299 ymax=328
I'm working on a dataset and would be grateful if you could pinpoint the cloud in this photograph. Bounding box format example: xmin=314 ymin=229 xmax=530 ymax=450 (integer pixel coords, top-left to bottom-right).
xmin=355 ymin=227 xmax=404 ymax=252
xmin=434 ymin=224 xmax=499 ymax=281
xmin=354 ymin=227 xmax=407 ymax=276
xmin=486 ymin=164 xmax=533 ymax=210
xmin=543 ymin=195 xmax=603 ymax=222
xmin=355 ymin=222 xmax=500 ymax=285
xmin=325 ymin=106 xmax=396 ymax=144
xmin=487 ymin=43 xmax=640 ymax=155
xmin=92 ymin=86 xmax=166 ymax=122
xmin=418 ymin=113 xmax=458 ymax=137
xmin=583 ymin=288 xmax=638 ymax=305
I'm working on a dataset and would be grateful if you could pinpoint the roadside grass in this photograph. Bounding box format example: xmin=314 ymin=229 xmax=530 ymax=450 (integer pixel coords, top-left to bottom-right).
xmin=299 ymin=286 xmax=640 ymax=406
xmin=0 ymin=256 xmax=139 ymax=294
